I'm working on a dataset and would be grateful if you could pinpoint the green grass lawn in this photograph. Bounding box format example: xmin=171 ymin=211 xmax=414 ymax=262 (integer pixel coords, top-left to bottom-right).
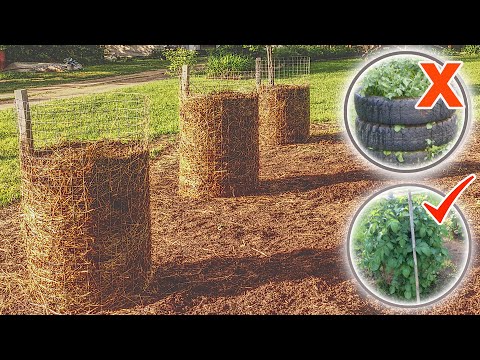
xmin=0 ymin=58 xmax=169 ymax=95
xmin=0 ymin=56 xmax=479 ymax=207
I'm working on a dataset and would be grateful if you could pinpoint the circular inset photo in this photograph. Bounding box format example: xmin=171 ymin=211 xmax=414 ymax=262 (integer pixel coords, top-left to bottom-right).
xmin=347 ymin=185 xmax=471 ymax=308
xmin=344 ymin=51 xmax=470 ymax=173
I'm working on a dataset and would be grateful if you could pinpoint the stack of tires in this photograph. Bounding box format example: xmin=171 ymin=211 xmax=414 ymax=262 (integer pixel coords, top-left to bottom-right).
xmin=354 ymin=93 xmax=458 ymax=165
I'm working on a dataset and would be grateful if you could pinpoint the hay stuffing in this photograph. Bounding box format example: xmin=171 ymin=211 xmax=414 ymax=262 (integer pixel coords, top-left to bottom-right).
xmin=258 ymin=84 xmax=310 ymax=146
xmin=179 ymin=91 xmax=259 ymax=198
xmin=20 ymin=141 xmax=151 ymax=314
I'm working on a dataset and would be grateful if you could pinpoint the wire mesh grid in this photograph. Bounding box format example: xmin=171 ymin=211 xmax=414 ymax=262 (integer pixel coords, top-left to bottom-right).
xmin=187 ymin=69 xmax=258 ymax=96
xmin=259 ymin=56 xmax=311 ymax=81
xmin=183 ymin=56 xmax=310 ymax=96
xmin=18 ymin=92 xmax=150 ymax=151
xmin=179 ymin=91 xmax=259 ymax=198
xmin=15 ymin=92 xmax=151 ymax=314
xmin=178 ymin=65 xmax=260 ymax=197
xmin=255 ymin=57 xmax=311 ymax=146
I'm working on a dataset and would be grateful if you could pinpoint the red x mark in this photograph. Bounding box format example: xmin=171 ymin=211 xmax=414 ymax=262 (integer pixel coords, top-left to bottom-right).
xmin=415 ymin=61 xmax=464 ymax=109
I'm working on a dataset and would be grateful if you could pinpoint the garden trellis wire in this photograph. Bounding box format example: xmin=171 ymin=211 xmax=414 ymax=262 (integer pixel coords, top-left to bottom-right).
xmin=257 ymin=56 xmax=311 ymax=82
xmin=256 ymin=56 xmax=311 ymax=146
xmin=178 ymin=65 xmax=259 ymax=198
xmin=15 ymin=90 xmax=151 ymax=314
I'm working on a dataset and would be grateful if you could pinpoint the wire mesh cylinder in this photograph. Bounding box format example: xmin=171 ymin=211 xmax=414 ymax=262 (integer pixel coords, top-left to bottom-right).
xmin=258 ymin=84 xmax=311 ymax=146
xmin=16 ymin=92 xmax=151 ymax=314
xmin=179 ymin=91 xmax=259 ymax=198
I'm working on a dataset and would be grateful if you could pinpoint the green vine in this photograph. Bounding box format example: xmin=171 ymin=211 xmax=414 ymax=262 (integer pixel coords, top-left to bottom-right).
xmin=353 ymin=194 xmax=451 ymax=300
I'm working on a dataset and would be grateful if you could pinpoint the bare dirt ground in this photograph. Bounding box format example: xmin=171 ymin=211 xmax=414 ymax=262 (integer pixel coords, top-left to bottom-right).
xmin=0 ymin=69 xmax=167 ymax=110
xmin=1 ymin=123 xmax=479 ymax=314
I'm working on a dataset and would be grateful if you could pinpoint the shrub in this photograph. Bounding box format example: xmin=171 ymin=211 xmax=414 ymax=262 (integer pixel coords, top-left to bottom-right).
xmin=163 ymin=48 xmax=197 ymax=75
xmin=353 ymin=194 xmax=451 ymax=301
xmin=210 ymin=45 xmax=362 ymax=61
xmin=4 ymin=45 xmax=104 ymax=65
xmin=462 ymin=45 xmax=480 ymax=55
xmin=445 ymin=213 xmax=465 ymax=240
xmin=360 ymin=59 xmax=430 ymax=99
xmin=211 ymin=45 xmax=265 ymax=58
xmin=273 ymin=45 xmax=362 ymax=60
xmin=206 ymin=54 xmax=254 ymax=77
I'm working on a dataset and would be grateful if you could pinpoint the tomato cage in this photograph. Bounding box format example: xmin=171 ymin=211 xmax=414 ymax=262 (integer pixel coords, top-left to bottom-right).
xmin=256 ymin=56 xmax=311 ymax=146
xmin=14 ymin=90 xmax=151 ymax=314
xmin=177 ymin=66 xmax=259 ymax=198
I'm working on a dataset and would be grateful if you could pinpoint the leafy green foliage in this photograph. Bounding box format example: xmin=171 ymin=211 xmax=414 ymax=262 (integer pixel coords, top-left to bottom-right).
xmin=360 ymin=59 xmax=430 ymax=99
xmin=425 ymin=143 xmax=449 ymax=159
xmin=163 ymin=48 xmax=197 ymax=75
xmin=445 ymin=213 xmax=465 ymax=240
xmin=4 ymin=45 xmax=104 ymax=65
xmin=273 ymin=45 xmax=363 ymax=60
xmin=211 ymin=45 xmax=265 ymax=58
xmin=213 ymin=45 xmax=364 ymax=60
xmin=354 ymin=194 xmax=451 ymax=301
xmin=206 ymin=54 xmax=254 ymax=77
xmin=395 ymin=152 xmax=404 ymax=163
xmin=394 ymin=125 xmax=405 ymax=133
xmin=463 ymin=45 xmax=480 ymax=55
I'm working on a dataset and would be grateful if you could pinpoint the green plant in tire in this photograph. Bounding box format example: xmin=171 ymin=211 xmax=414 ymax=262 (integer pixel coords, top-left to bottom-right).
xmin=360 ymin=59 xmax=430 ymax=99
xmin=354 ymin=58 xmax=458 ymax=166
xmin=354 ymin=194 xmax=450 ymax=301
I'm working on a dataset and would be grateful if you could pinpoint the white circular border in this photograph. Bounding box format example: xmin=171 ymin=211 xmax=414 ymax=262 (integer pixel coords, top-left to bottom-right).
xmin=346 ymin=184 xmax=472 ymax=308
xmin=343 ymin=50 xmax=472 ymax=174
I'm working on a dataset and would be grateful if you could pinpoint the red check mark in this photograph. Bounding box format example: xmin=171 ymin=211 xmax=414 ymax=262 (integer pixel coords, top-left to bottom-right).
xmin=423 ymin=174 xmax=476 ymax=225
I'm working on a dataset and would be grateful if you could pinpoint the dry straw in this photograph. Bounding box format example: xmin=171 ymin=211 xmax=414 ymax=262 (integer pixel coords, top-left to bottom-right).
xmin=179 ymin=70 xmax=259 ymax=198
xmin=258 ymin=84 xmax=311 ymax=146
xmin=179 ymin=91 xmax=259 ymax=198
xmin=257 ymin=57 xmax=311 ymax=146
xmin=16 ymin=92 xmax=151 ymax=314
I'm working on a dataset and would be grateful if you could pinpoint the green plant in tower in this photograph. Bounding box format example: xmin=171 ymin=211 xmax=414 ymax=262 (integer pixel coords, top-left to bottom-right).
xmin=354 ymin=193 xmax=451 ymax=300
xmin=359 ymin=58 xmax=430 ymax=99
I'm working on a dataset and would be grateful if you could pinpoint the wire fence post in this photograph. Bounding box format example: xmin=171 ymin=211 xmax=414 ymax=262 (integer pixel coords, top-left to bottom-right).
xmin=255 ymin=57 xmax=262 ymax=91
xmin=15 ymin=89 xmax=33 ymax=154
xmin=407 ymin=191 xmax=421 ymax=304
xmin=181 ymin=64 xmax=190 ymax=98
xmin=266 ymin=46 xmax=274 ymax=86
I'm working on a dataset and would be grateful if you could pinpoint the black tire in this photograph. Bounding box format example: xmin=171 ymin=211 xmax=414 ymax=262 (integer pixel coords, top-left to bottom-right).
xmin=366 ymin=149 xmax=431 ymax=166
xmin=355 ymin=114 xmax=458 ymax=152
xmin=354 ymin=93 xmax=455 ymax=126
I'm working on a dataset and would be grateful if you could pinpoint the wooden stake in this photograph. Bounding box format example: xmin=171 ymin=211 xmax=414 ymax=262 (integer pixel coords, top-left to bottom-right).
xmin=255 ymin=57 xmax=262 ymax=91
xmin=14 ymin=89 xmax=33 ymax=154
xmin=407 ymin=191 xmax=421 ymax=304
xmin=181 ymin=64 xmax=190 ymax=98
xmin=266 ymin=45 xmax=274 ymax=86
